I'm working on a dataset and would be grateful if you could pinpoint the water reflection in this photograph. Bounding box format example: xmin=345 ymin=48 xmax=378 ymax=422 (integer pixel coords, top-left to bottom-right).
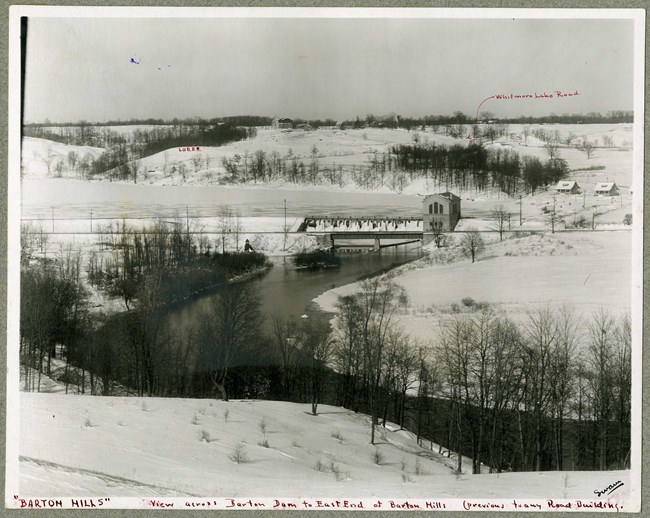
xmin=165 ymin=242 xmax=423 ymax=337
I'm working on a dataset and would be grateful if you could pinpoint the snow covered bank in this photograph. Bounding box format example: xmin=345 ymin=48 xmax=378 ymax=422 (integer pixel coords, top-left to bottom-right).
xmin=314 ymin=231 xmax=631 ymax=342
xmin=17 ymin=392 xmax=631 ymax=504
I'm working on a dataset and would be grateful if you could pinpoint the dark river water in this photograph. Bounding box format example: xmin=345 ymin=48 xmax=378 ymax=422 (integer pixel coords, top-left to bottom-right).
xmin=165 ymin=242 xmax=423 ymax=335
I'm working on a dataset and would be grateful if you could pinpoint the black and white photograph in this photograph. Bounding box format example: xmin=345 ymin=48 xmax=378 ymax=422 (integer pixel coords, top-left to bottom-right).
xmin=6 ymin=6 xmax=644 ymax=511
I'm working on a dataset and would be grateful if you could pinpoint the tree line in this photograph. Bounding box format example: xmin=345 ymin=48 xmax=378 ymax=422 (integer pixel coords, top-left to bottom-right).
xmin=25 ymin=110 xmax=632 ymax=136
xmin=434 ymin=305 xmax=630 ymax=473
xmin=20 ymin=217 xmax=268 ymax=397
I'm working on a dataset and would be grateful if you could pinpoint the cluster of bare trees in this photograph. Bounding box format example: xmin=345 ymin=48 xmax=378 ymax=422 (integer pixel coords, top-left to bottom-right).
xmin=217 ymin=137 xmax=568 ymax=196
xmin=20 ymin=244 xmax=94 ymax=394
xmin=24 ymin=122 xmax=126 ymax=147
xmin=220 ymin=145 xmax=346 ymax=187
xmin=391 ymin=142 xmax=568 ymax=196
xmin=328 ymin=277 xmax=434 ymax=444
xmin=436 ymin=307 xmax=631 ymax=473
xmin=20 ymin=215 xmax=268 ymax=396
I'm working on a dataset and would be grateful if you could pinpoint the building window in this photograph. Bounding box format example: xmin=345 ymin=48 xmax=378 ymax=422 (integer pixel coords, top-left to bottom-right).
xmin=429 ymin=204 xmax=433 ymax=214
xmin=434 ymin=202 xmax=438 ymax=214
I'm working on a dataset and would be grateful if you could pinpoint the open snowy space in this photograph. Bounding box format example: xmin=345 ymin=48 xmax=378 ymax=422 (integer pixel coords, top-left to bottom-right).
xmin=19 ymin=392 xmax=631 ymax=503
xmin=315 ymin=230 xmax=633 ymax=343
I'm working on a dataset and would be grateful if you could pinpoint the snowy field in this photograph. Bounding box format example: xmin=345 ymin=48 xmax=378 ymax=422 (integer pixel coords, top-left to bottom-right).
xmin=315 ymin=230 xmax=633 ymax=342
xmin=18 ymin=391 xmax=631 ymax=506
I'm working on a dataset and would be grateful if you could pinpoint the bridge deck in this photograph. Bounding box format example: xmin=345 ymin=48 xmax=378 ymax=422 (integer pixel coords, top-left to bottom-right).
xmin=330 ymin=231 xmax=424 ymax=240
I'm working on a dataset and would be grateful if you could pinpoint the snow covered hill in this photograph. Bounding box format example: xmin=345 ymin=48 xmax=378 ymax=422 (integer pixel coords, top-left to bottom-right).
xmin=18 ymin=392 xmax=630 ymax=503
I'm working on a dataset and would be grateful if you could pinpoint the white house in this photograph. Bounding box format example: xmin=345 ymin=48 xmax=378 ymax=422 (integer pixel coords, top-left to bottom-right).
xmin=555 ymin=180 xmax=581 ymax=194
xmin=272 ymin=118 xmax=293 ymax=130
xmin=594 ymin=182 xmax=619 ymax=196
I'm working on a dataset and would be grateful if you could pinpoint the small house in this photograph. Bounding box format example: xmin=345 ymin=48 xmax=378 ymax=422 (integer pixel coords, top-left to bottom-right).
xmin=594 ymin=182 xmax=619 ymax=196
xmin=272 ymin=117 xmax=293 ymax=130
xmin=422 ymin=192 xmax=461 ymax=232
xmin=555 ymin=180 xmax=581 ymax=194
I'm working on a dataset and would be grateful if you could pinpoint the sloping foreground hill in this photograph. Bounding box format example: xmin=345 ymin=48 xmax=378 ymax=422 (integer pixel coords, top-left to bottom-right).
xmin=18 ymin=393 xmax=630 ymax=501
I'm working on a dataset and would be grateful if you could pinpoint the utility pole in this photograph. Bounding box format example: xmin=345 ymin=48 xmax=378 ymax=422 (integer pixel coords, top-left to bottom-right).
xmin=551 ymin=195 xmax=556 ymax=234
xmin=519 ymin=195 xmax=522 ymax=226
xmin=283 ymin=198 xmax=287 ymax=252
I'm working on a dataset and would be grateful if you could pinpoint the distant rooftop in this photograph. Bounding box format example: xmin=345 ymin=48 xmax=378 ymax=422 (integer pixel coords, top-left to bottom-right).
xmin=423 ymin=191 xmax=460 ymax=201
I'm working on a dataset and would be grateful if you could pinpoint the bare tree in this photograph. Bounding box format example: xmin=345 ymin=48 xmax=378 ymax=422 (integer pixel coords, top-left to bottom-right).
xmin=67 ymin=151 xmax=78 ymax=174
xmin=334 ymin=295 xmax=364 ymax=410
xmin=483 ymin=125 xmax=499 ymax=143
xmin=53 ymin=159 xmax=65 ymax=178
xmin=42 ymin=146 xmax=55 ymax=175
xmin=301 ymin=317 xmax=334 ymax=415
xmin=523 ymin=306 xmax=559 ymax=471
xmin=192 ymin=153 xmax=203 ymax=173
xmin=216 ymin=205 xmax=234 ymax=253
xmin=459 ymin=228 xmax=485 ymax=263
xmin=587 ymin=309 xmax=616 ymax=470
xmin=544 ymin=141 xmax=560 ymax=161
xmin=577 ymin=138 xmax=596 ymax=159
xmin=438 ymin=316 xmax=473 ymax=472
xmin=564 ymin=132 xmax=577 ymax=146
xmin=490 ymin=205 xmax=509 ymax=241
xmin=612 ymin=313 xmax=631 ymax=468
xmin=271 ymin=314 xmax=302 ymax=400
xmin=522 ymin=125 xmax=531 ymax=145
xmin=200 ymin=282 xmax=262 ymax=401
xmin=358 ymin=276 xmax=400 ymax=444
xmin=549 ymin=306 xmax=580 ymax=470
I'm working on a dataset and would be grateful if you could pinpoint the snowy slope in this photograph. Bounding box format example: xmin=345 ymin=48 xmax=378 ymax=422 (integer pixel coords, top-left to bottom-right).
xmin=21 ymin=137 xmax=105 ymax=179
xmin=18 ymin=392 xmax=631 ymax=502
xmin=315 ymin=231 xmax=632 ymax=342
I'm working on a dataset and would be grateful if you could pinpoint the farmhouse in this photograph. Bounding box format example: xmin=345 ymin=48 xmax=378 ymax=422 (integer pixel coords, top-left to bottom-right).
xmin=422 ymin=192 xmax=461 ymax=232
xmin=594 ymin=182 xmax=619 ymax=196
xmin=555 ymin=180 xmax=581 ymax=194
xmin=272 ymin=118 xmax=293 ymax=130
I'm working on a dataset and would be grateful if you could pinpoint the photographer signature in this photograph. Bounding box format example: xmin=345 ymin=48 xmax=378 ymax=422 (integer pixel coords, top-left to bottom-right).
xmin=594 ymin=481 xmax=624 ymax=497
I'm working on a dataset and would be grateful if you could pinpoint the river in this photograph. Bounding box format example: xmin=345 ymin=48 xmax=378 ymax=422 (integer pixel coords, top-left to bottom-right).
xmin=165 ymin=242 xmax=423 ymax=336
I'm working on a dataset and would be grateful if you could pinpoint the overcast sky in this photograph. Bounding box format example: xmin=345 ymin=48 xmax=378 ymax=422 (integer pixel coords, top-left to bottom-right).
xmin=23 ymin=15 xmax=635 ymax=123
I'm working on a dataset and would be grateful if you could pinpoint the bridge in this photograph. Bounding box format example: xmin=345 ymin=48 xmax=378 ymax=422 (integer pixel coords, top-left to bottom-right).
xmin=298 ymin=215 xmax=426 ymax=251
xmin=329 ymin=231 xmax=424 ymax=251
xmin=298 ymin=215 xmax=423 ymax=232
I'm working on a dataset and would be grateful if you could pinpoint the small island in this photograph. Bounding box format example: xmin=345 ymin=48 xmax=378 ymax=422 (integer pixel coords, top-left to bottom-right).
xmin=294 ymin=249 xmax=342 ymax=271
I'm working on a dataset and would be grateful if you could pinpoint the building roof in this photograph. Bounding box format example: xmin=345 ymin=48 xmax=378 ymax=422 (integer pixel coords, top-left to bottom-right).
xmin=594 ymin=182 xmax=617 ymax=191
xmin=423 ymin=192 xmax=461 ymax=202
xmin=555 ymin=180 xmax=578 ymax=190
